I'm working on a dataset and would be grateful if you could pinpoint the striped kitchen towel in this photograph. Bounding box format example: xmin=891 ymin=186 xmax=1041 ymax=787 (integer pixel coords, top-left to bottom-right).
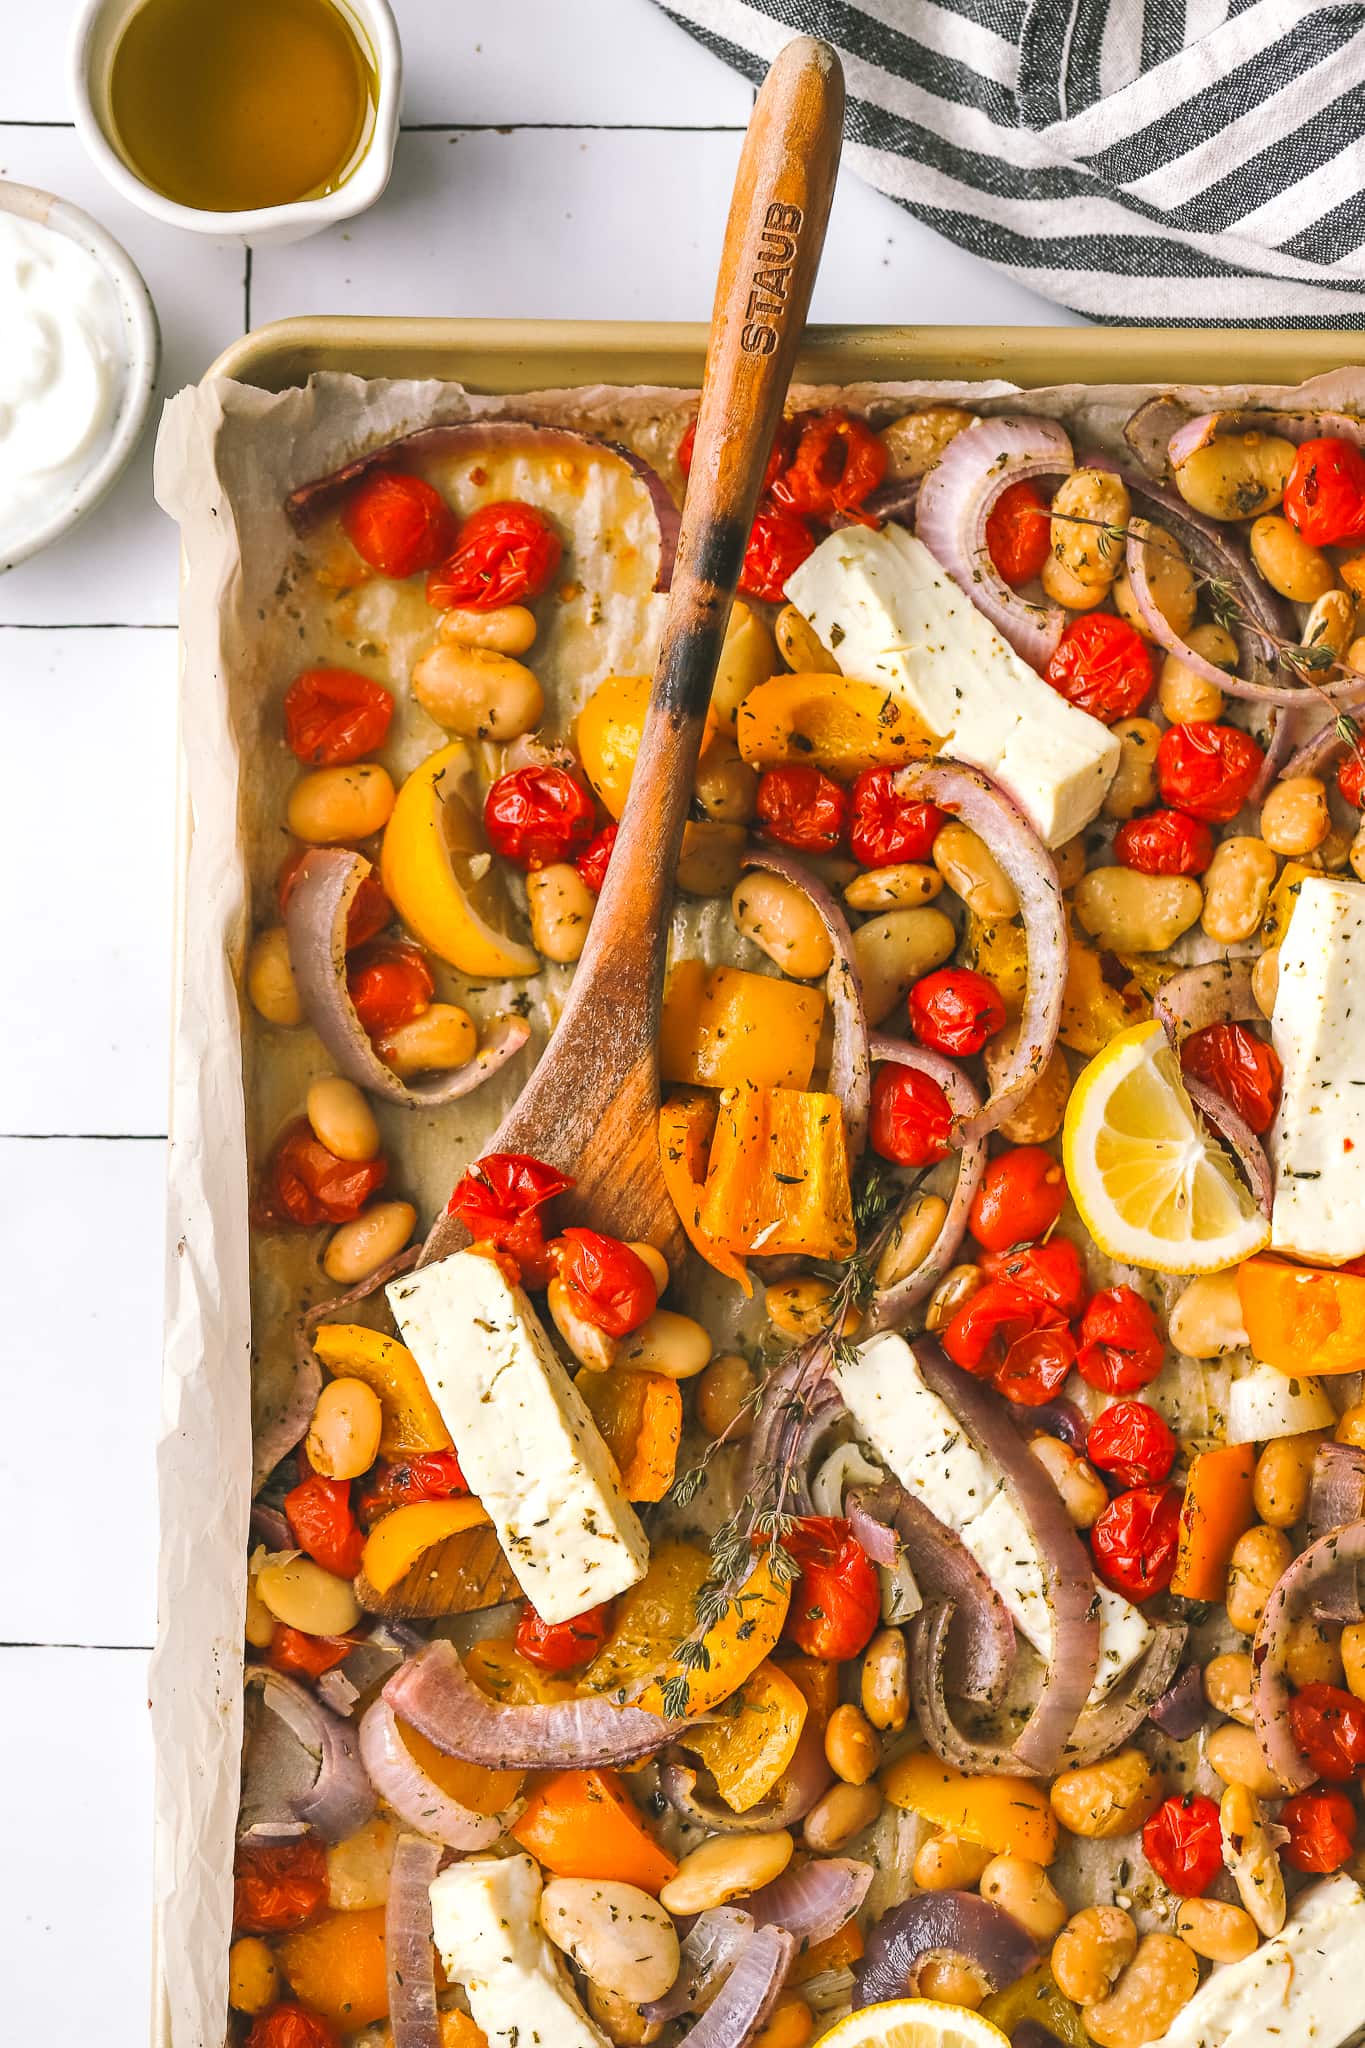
xmin=659 ymin=0 xmax=1365 ymax=325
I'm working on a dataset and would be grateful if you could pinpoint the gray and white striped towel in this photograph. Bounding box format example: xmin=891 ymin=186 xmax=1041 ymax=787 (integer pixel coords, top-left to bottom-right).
xmin=659 ymin=0 xmax=1365 ymax=324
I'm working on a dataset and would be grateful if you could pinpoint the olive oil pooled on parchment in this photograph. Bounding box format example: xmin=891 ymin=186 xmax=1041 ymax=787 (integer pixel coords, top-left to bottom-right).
xmin=108 ymin=0 xmax=377 ymax=213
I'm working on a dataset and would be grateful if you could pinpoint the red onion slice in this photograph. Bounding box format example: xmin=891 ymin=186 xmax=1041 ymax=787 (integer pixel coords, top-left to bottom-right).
xmin=851 ymin=1480 xmax=1015 ymax=1708
xmin=1016 ymin=1400 xmax=1089 ymax=1456
xmin=863 ymin=1033 xmax=986 ymax=1330
xmin=284 ymin=849 xmax=531 ymax=1107
xmin=1284 ymin=719 xmax=1358 ymax=781
xmin=747 ymin=1856 xmax=873 ymax=1945
xmin=1167 ymin=406 xmax=1365 ymax=470
xmin=1252 ymin=1520 xmax=1365 ymax=1791
xmin=1061 ymin=1621 xmax=1189 ymax=1766
xmin=245 ymin=1669 xmax=377 ymax=1842
xmin=658 ymin=1747 xmax=831 ymax=1836
xmin=1123 ymin=396 xmax=1198 ymax=477
xmin=358 ymin=1697 xmax=511 ymax=1849
xmin=287 ymin=418 xmax=680 ymax=591
xmin=643 ymin=1908 xmax=755 ymax=2022
xmin=1153 ymin=961 xmax=1259 ymax=1047
xmin=1145 ymin=1658 xmax=1207 ymax=1742
xmin=1183 ymin=1077 xmax=1273 ymax=1217
xmin=383 ymin=1638 xmax=684 ymax=1769
xmin=854 ymin=1890 xmax=1038 ymax=2007
xmin=386 ymin=1834 xmax=442 ymax=2048
xmin=1308 ymin=1443 xmax=1365 ymax=1549
xmin=669 ymin=1925 xmax=795 ymax=2048
xmin=916 ymin=417 xmax=1070 ymax=668
xmin=846 ymin=1496 xmax=898 ymax=1568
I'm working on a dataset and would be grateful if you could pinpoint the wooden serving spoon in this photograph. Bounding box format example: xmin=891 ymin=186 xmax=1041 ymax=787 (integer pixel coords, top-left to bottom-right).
xmin=423 ymin=37 xmax=845 ymax=1271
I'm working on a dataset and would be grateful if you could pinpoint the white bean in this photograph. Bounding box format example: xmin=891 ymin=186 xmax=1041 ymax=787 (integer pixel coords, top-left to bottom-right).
xmin=540 ymin=1879 xmax=680 ymax=2004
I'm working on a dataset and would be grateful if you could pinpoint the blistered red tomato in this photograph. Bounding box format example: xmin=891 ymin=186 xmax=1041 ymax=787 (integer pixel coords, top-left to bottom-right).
xmin=278 ymin=848 xmax=392 ymax=948
xmin=283 ymin=668 xmax=394 ymax=766
xmin=1091 ymin=1483 xmax=1182 ymax=1600
xmin=447 ymin=1152 xmax=572 ymax=1287
xmin=356 ymin=1451 xmax=469 ymax=1526
xmin=1112 ymin=808 xmax=1214 ymax=877
xmin=284 ymin=1471 xmax=366 ymax=1579
xmin=986 ymin=480 xmax=1051 ymax=586
xmin=969 ymin=1147 xmax=1068 ymax=1253
xmin=1181 ymin=1022 xmax=1282 ymax=1136
xmin=484 ymin=764 xmax=597 ymax=869
xmin=268 ymin=1121 xmax=388 ymax=1227
xmin=1289 ymin=1683 xmax=1365 ymax=1781
xmin=1283 ymin=437 xmax=1365 ymax=547
xmin=1281 ymin=1784 xmax=1359 ymax=1872
xmin=783 ymin=1517 xmax=881 ymax=1660
xmin=848 ymin=767 xmax=945 ymax=868
xmin=979 ymin=1237 xmax=1088 ymax=1318
xmin=739 ymin=505 xmax=817 ymax=602
xmin=266 ymin=1625 xmax=355 ymax=1680
xmin=246 ymin=2004 xmax=341 ymax=2048
xmin=576 ymin=822 xmax=618 ymax=894
xmin=909 ymin=967 xmax=1007 ymax=1057
xmin=515 ymin=1597 xmax=616 ymax=1673
xmin=346 ymin=941 xmax=434 ymax=1037
xmin=1046 ymin=614 xmax=1154 ymax=724
xmin=1157 ymin=722 xmax=1263 ymax=823
xmin=1087 ymin=1400 xmax=1176 ymax=1487
xmin=1076 ymin=1285 xmax=1164 ymax=1393
xmin=234 ymin=1839 xmax=328 ymax=1935
xmin=1337 ymin=751 xmax=1365 ymax=809
xmin=555 ymin=1227 xmax=658 ymax=1337
xmin=869 ymin=1063 xmax=953 ymax=1167
xmin=426 ymin=499 xmax=562 ymax=611
xmin=771 ymin=410 xmax=887 ymax=521
xmin=756 ymin=765 xmax=849 ymax=852
xmin=341 ymin=471 xmax=457 ymax=579
xmin=1142 ymin=1792 xmax=1224 ymax=1896
xmin=943 ymin=1281 xmax=1076 ymax=1406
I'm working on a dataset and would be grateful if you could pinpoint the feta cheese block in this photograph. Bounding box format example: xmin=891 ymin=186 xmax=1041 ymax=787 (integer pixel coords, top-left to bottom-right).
xmin=387 ymin=1249 xmax=648 ymax=1622
xmin=1270 ymin=874 xmax=1365 ymax=1263
xmin=430 ymin=1853 xmax=607 ymax=2048
xmin=1160 ymin=1873 xmax=1365 ymax=2048
xmin=783 ymin=523 xmax=1120 ymax=846
xmin=836 ymin=1331 xmax=1152 ymax=1701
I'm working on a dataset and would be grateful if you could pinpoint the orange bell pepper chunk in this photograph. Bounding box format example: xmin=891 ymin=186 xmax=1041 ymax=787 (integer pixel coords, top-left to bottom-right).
xmin=311 ymin=1322 xmax=451 ymax=1457
xmin=510 ymin=1767 xmax=678 ymax=1895
xmin=1171 ymin=1442 xmax=1256 ymax=1602
xmin=1238 ymin=1255 xmax=1365 ymax=1376
xmin=277 ymin=1906 xmax=390 ymax=2029
xmin=636 ymin=1551 xmax=791 ymax=1720
xmin=736 ymin=672 xmax=935 ymax=779
xmin=685 ymin=1659 xmax=808 ymax=1812
xmin=774 ymin=1654 xmax=840 ymax=1732
xmin=881 ymin=1753 xmax=1058 ymax=1864
xmin=359 ymin=1496 xmax=489 ymax=1595
xmin=788 ymin=1920 xmax=865 ymax=1985
xmin=660 ymin=961 xmax=824 ymax=1093
xmin=699 ymin=1085 xmax=855 ymax=1263
xmin=576 ymin=1368 xmax=683 ymax=1502
xmin=394 ymin=1712 xmax=522 ymax=1817
xmin=658 ymin=1090 xmax=752 ymax=1294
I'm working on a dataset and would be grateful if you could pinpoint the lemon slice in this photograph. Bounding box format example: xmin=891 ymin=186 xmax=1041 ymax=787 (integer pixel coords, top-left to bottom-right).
xmin=814 ymin=2000 xmax=1011 ymax=2048
xmin=380 ymin=741 xmax=540 ymax=978
xmin=1063 ymin=1018 xmax=1270 ymax=1274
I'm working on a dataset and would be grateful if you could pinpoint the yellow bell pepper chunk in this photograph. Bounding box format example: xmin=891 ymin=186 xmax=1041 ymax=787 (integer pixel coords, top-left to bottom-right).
xmin=585 ymin=1541 xmax=790 ymax=1720
xmin=660 ymin=961 xmax=823 ymax=1092
xmin=575 ymin=1368 xmax=683 ymax=1503
xmin=311 ymin=1322 xmax=451 ymax=1458
xmin=736 ymin=672 xmax=935 ymax=779
xmin=699 ymin=1085 xmax=855 ymax=1263
xmin=685 ymin=1660 xmax=808 ymax=1812
xmin=658 ymin=1091 xmax=752 ymax=1295
xmin=637 ymin=1552 xmax=790 ymax=1720
xmin=576 ymin=673 xmax=650 ymax=820
xmin=359 ymin=1497 xmax=490 ymax=1596
xmin=1058 ymin=933 xmax=1148 ymax=1056
xmin=882 ymin=1751 xmax=1059 ymax=1864
xmin=963 ymin=911 xmax=1029 ymax=1020
xmin=379 ymin=741 xmax=539 ymax=978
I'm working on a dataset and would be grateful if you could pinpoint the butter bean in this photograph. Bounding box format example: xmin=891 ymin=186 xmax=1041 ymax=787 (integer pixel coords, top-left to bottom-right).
xmin=247 ymin=927 xmax=303 ymax=1027
xmin=697 ymin=1352 xmax=757 ymax=1440
xmin=844 ymin=862 xmax=942 ymax=911
xmin=1103 ymin=718 xmax=1161 ymax=820
xmin=1173 ymin=433 xmax=1295 ymax=522
xmin=824 ymin=1702 xmax=880 ymax=1784
xmin=1205 ymin=1651 xmax=1254 ymax=1725
xmin=677 ymin=821 xmax=745 ymax=896
xmin=1220 ymin=1782 xmax=1287 ymax=1935
xmin=1158 ymin=622 xmax=1235 ymax=725
xmin=437 ymin=602 xmax=537 ymax=654
xmin=1207 ymin=1723 xmax=1287 ymax=1800
xmin=775 ymin=603 xmax=838 ymax=675
xmin=548 ymin=1277 xmax=617 ymax=1372
xmin=713 ymin=601 xmax=779 ymax=726
xmin=376 ymin=1003 xmax=478 ymax=1077
xmin=1114 ymin=522 xmax=1197 ymax=643
xmin=1252 ymin=944 xmax=1280 ymax=1017
xmin=932 ymin=821 xmax=1019 ymax=918
xmin=1050 ymin=1749 xmax=1164 ymax=1839
xmin=306 ymin=1075 xmax=380 ymax=1161
xmin=412 ymin=642 xmax=544 ymax=740
xmin=696 ymin=733 xmax=758 ymax=824
xmin=257 ymin=1553 xmax=361 ymax=1635
xmin=802 ymin=1780 xmax=880 ymax=1853
xmin=1051 ymin=1907 xmax=1136 ymax=2008
xmin=860 ymin=1627 xmax=909 ymax=1732
xmin=527 ymin=864 xmax=596 ymax=963
xmin=1261 ymin=775 xmax=1330 ymax=857
xmin=1303 ymin=588 xmax=1354 ymax=660
xmin=912 ymin=1832 xmax=992 ymax=1891
xmin=924 ymin=1263 xmax=982 ymax=1333
xmin=986 ymin=1032 xmax=1070 ymax=1145
xmin=765 ymin=1278 xmax=860 ymax=1342
xmin=540 ymin=1879 xmax=680 ymax=2004
xmin=879 ymin=406 xmax=975 ymax=480
xmin=1225 ymin=1524 xmax=1292 ymax=1636
xmin=980 ymin=1855 xmax=1067 ymax=1942
xmin=1251 ymin=515 xmax=1336 ymax=603
xmin=1083 ymin=1934 xmax=1199 ymax=2048
xmin=1200 ymin=836 xmax=1277 ymax=946
xmin=851 ymin=907 xmax=956 ymax=1024
xmin=1174 ymin=1898 xmax=1258 ymax=1965
xmin=1028 ymin=1434 xmax=1107 ymax=1528
xmin=287 ymin=762 xmax=394 ymax=844
xmin=322 ymin=1200 xmax=416 ymax=1284
xmin=1253 ymin=1431 xmax=1324 ymax=1528
xmin=1074 ymin=867 xmax=1202 ymax=952
xmin=659 ymin=1831 xmax=793 ymax=1915
xmin=1049 ymin=469 xmax=1130 ymax=596
xmin=875 ymin=1193 xmax=949 ymax=1293
xmin=307 ymin=1377 xmax=383 ymax=1481
xmin=732 ymin=873 xmax=834 ymax=980
xmin=617 ymin=1309 xmax=712 ymax=1379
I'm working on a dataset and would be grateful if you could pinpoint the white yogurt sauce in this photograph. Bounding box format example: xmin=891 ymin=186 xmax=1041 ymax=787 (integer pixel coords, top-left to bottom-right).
xmin=0 ymin=211 xmax=129 ymax=557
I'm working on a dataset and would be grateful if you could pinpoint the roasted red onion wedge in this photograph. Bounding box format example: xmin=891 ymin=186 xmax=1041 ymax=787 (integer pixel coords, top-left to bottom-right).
xmin=670 ymin=1925 xmax=795 ymax=2048
xmin=284 ymin=849 xmax=531 ymax=1107
xmin=853 ymin=1890 xmax=1038 ymax=2007
xmin=244 ymin=1669 xmax=377 ymax=1842
xmin=747 ymin=1856 xmax=873 ymax=1945
xmin=386 ymin=1834 xmax=442 ymax=2048
xmin=359 ymin=1697 xmax=512 ymax=1848
xmin=659 ymin=1744 xmax=831 ymax=1835
xmin=863 ymin=1033 xmax=986 ymax=1329
xmin=1183 ymin=1078 xmax=1273 ymax=1218
xmin=1061 ymin=1622 xmax=1188 ymax=1767
xmin=383 ymin=1638 xmax=685 ymax=1770
xmin=1153 ymin=961 xmax=1258 ymax=1047
xmin=1144 ymin=1657 xmax=1206 ymax=1743
xmin=1252 ymin=1520 xmax=1365 ymax=1791
xmin=1308 ymin=1443 xmax=1365 ymax=1548
xmin=643 ymin=1908 xmax=754 ymax=2022
xmin=850 ymin=1480 xmax=1015 ymax=1708
xmin=1166 ymin=405 xmax=1365 ymax=469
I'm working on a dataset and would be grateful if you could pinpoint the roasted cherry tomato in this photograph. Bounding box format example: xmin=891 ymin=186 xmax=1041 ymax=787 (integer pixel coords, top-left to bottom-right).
xmin=1338 ymin=751 xmax=1365 ymax=809
xmin=782 ymin=1517 xmax=881 ymax=1661
xmin=943 ymin=1281 xmax=1076 ymax=1406
xmin=986 ymin=480 xmax=1051 ymax=586
xmin=869 ymin=1062 xmax=953 ymax=1167
xmin=515 ymin=1597 xmax=616 ymax=1673
xmin=426 ymin=499 xmax=562 ymax=611
xmin=447 ymin=1151 xmax=572 ymax=1288
xmin=848 ymin=766 xmax=945 ymax=868
xmin=739 ymin=504 xmax=817 ymax=603
xmin=677 ymin=416 xmax=791 ymax=495
xmin=1181 ymin=1021 xmax=1282 ymax=1136
xmin=771 ymin=409 xmax=887 ymax=521
xmin=1157 ymin=721 xmax=1263 ymax=823
xmin=575 ymin=822 xmax=618 ymax=894
xmin=1046 ymin=614 xmax=1154 ymax=724
xmin=979 ymin=1237 xmax=1088 ymax=1318
xmin=1091 ymin=1483 xmax=1181 ymax=1600
xmin=246 ymin=2004 xmax=341 ymax=2048
xmin=267 ymin=1120 xmax=388 ymax=1228
xmin=278 ymin=847 xmax=392 ymax=948
xmin=1281 ymin=1784 xmax=1359 ymax=1872
xmin=233 ymin=1839 xmax=328 ymax=1935
xmin=1141 ymin=1792 xmax=1224 ymax=1896
xmin=1283 ymin=436 xmax=1365 ymax=547
xmin=554 ymin=1227 xmax=658 ymax=1337
xmin=265 ymin=1625 xmax=356 ymax=1680
xmin=756 ymin=764 xmax=849 ymax=853
xmin=909 ymin=967 xmax=1007 ymax=1058
xmin=284 ymin=1471 xmax=366 ymax=1579
xmin=1087 ymin=1400 xmax=1176 ymax=1487
xmin=356 ymin=1450 xmax=469 ymax=1526
xmin=341 ymin=471 xmax=457 ymax=579
xmin=969 ymin=1147 xmax=1068 ymax=1253
xmin=1112 ymin=808 xmax=1214 ymax=877
xmin=483 ymin=764 xmax=596 ymax=870
xmin=283 ymin=668 xmax=394 ymax=766
xmin=346 ymin=941 xmax=434 ymax=1037
xmin=1289 ymin=1682 xmax=1365 ymax=1781
xmin=1076 ymin=1285 xmax=1164 ymax=1393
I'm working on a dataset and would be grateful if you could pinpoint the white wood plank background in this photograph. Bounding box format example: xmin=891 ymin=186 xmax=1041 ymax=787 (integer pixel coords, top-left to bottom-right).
xmin=0 ymin=4 xmax=1070 ymax=2039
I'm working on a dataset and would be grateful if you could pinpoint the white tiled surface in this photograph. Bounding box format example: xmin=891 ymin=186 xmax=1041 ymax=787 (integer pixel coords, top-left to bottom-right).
xmin=0 ymin=4 xmax=1071 ymax=2041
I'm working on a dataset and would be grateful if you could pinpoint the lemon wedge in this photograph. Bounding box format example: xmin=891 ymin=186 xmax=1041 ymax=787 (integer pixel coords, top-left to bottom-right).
xmin=1063 ymin=1019 xmax=1270 ymax=1274
xmin=380 ymin=741 xmax=539 ymax=978
xmin=814 ymin=2001 xmax=1011 ymax=2048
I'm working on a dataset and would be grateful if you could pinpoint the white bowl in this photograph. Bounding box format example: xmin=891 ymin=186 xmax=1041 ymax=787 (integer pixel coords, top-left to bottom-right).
xmin=0 ymin=180 xmax=160 ymax=571
xmin=68 ymin=0 xmax=402 ymax=246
